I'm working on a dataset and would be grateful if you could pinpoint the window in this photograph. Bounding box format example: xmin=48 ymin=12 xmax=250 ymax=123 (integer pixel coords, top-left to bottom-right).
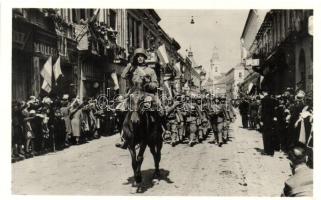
xmin=143 ymin=26 xmax=149 ymax=49
xmin=109 ymin=10 xmax=116 ymax=30
xmin=215 ymin=67 xmax=218 ymax=72
xmin=239 ymin=72 xmax=242 ymax=78
xmin=127 ymin=14 xmax=141 ymax=50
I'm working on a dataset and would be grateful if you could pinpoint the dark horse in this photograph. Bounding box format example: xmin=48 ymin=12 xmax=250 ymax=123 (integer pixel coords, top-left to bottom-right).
xmin=122 ymin=91 xmax=163 ymax=187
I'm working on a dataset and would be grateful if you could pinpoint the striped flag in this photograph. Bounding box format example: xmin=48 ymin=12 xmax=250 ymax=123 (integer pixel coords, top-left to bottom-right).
xmin=157 ymin=44 xmax=169 ymax=66
xmin=53 ymin=56 xmax=63 ymax=81
xmin=40 ymin=56 xmax=52 ymax=91
xmin=41 ymin=79 xmax=51 ymax=93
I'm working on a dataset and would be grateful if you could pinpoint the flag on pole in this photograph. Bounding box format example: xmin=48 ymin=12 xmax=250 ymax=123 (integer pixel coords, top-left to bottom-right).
xmin=111 ymin=71 xmax=120 ymax=90
xmin=174 ymin=62 xmax=181 ymax=75
xmin=89 ymin=9 xmax=100 ymax=23
xmin=53 ymin=56 xmax=63 ymax=81
xmin=157 ymin=44 xmax=169 ymax=65
xmin=41 ymin=79 xmax=52 ymax=93
xmin=40 ymin=56 xmax=52 ymax=88
xmin=164 ymin=80 xmax=173 ymax=98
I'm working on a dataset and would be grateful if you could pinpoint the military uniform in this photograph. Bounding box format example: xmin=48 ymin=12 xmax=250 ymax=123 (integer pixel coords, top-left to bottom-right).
xmin=198 ymin=99 xmax=210 ymax=141
xmin=116 ymin=48 xmax=163 ymax=149
xmin=165 ymin=101 xmax=181 ymax=146
xmin=206 ymin=98 xmax=225 ymax=146
xmin=181 ymin=99 xmax=202 ymax=146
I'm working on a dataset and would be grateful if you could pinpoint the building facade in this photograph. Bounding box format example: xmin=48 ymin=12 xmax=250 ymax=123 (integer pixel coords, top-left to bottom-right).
xmin=12 ymin=9 xmax=184 ymax=101
xmin=241 ymin=9 xmax=313 ymax=96
xmin=225 ymin=64 xmax=246 ymax=100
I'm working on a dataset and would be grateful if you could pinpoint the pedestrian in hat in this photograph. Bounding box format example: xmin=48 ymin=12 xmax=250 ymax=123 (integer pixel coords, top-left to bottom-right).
xmin=288 ymin=90 xmax=306 ymax=149
xmin=70 ymin=97 xmax=83 ymax=145
xmin=60 ymin=94 xmax=72 ymax=147
xmin=260 ymin=91 xmax=278 ymax=156
xmin=238 ymin=96 xmax=250 ymax=129
xmin=281 ymin=143 xmax=313 ymax=197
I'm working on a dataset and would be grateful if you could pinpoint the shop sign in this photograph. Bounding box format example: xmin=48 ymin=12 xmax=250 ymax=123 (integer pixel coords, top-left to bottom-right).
xmin=251 ymin=59 xmax=260 ymax=66
xmin=34 ymin=42 xmax=58 ymax=56
xmin=246 ymin=58 xmax=259 ymax=66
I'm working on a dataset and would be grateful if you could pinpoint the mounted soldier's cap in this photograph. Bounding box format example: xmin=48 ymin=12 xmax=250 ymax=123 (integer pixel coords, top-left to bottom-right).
xmin=133 ymin=48 xmax=148 ymax=59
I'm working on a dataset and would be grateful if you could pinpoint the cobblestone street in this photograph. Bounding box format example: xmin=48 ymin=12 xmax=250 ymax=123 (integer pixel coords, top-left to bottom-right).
xmin=12 ymin=115 xmax=291 ymax=196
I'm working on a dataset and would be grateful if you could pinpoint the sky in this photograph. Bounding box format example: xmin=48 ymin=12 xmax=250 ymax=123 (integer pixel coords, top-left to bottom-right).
xmin=156 ymin=9 xmax=249 ymax=76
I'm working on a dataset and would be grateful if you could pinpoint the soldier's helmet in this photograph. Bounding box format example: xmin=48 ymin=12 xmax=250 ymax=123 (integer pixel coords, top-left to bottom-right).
xmin=133 ymin=48 xmax=148 ymax=59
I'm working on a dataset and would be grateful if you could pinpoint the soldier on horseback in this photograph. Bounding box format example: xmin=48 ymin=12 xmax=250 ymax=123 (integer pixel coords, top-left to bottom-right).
xmin=115 ymin=48 xmax=164 ymax=149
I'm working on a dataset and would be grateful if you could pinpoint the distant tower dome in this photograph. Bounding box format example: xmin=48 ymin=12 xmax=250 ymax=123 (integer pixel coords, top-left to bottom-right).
xmin=209 ymin=46 xmax=223 ymax=81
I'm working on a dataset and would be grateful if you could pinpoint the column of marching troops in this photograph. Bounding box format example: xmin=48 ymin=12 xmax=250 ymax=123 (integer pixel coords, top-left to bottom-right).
xmin=162 ymin=94 xmax=236 ymax=147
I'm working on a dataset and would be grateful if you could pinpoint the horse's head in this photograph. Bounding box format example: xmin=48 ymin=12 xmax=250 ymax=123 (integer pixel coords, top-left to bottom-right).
xmin=127 ymin=93 xmax=144 ymax=125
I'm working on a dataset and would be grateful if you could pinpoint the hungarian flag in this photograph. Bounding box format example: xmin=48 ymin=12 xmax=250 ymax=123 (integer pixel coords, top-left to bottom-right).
xmin=157 ymin=44 xmax=169 ymax=66
xmin=41 ymin=79 xmax=51 ymax=93
xmin=111 ymin=71 xmax=120 ymax=90
xmin=40 ymin=56 xmax=52 ymax=92
xmin=53 ymin=56 xmax=63 ymax=81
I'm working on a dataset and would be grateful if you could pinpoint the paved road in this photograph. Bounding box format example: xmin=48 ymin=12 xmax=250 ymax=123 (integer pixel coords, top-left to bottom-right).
xmin=12 ymin=115 xmax=291 ymax=196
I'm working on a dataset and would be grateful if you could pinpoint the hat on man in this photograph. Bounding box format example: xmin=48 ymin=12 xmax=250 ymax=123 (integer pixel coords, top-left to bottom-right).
xmin=288 ymin=143 xmax=307 ymax=164
xmin=42 ymin=97 xmax=53 ymax=105
xmin=62 ymin=94 xmax=69 ymax=100
xmin=29 ymin=110 xmax=36 ymax=116
xmin=295 ymin=90 xmax=305 ymax=100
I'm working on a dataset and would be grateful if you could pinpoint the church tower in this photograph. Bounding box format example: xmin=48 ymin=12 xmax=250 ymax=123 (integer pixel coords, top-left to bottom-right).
xmin=209 ymin=46 xmax=222 ymax=80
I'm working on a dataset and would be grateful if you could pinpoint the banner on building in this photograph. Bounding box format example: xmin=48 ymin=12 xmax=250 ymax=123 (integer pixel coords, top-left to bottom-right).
xmin=157 ymin=44 xmax=169 ymax=66
xmin=174 ymin=62 xmax=181 ymax=76
xmin=40 ymin=56 xmax=52 ymax=88
xmin=75 ymin=24 xmax=89 ymax=50
xmin=41 ymin=79 xmax=51 ymax=93
xmin=53 ymin=56 xmax=63 ymax=81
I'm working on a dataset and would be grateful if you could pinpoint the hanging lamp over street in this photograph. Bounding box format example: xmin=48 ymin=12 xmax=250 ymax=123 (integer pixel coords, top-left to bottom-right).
xmin=190 ymin=16 xmax=195 ymax=24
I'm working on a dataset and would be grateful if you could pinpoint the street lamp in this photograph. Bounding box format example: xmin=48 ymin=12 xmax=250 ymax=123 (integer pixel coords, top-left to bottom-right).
xmin=190 ymin=16 xmax=195 ymax=24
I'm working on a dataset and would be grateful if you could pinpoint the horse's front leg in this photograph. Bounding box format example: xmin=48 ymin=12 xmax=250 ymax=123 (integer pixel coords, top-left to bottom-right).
xmin=135 ymin=143 xmax=147 ymax=183
xmin=149 ymin=143 xmax=162 ymax=179
xmin=128 ymin=146 xmax=138 ymax=185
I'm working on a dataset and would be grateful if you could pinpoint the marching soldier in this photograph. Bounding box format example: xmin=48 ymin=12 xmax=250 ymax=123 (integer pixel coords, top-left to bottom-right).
xmin=207 ymin=96 xmax=225 ymax=147
xmin=165 ymin=97 xmax=181 ymax=146
xmin=181 ymin=95 xmax=202 ymax=147
xmin=197 ymin=96 xmax=210 ymax=141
